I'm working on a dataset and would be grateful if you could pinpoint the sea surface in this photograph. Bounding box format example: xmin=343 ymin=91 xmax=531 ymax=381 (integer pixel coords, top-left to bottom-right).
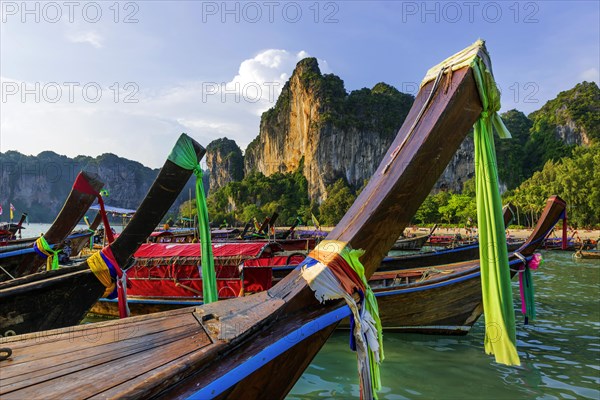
xmin=288 ymin=250 xmax=599 ymax=399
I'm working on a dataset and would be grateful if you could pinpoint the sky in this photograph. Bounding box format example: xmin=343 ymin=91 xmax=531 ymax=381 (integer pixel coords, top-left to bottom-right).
xmin=1 ymin=0 xmax=598 ymax=168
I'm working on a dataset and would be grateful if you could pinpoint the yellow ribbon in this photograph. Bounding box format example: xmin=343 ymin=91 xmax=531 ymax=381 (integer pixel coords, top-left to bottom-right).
xmin=87 ymin=251 xmax=115 ymax=297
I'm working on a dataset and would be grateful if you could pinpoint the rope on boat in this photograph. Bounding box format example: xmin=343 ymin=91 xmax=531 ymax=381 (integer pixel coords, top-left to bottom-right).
xmin=0 ymin=265 xmax=16 ymax=280
xmin=300 ymin=240 xmax=383 ymax=400
xmin=0 ymin=348 xmax=12 ymax=361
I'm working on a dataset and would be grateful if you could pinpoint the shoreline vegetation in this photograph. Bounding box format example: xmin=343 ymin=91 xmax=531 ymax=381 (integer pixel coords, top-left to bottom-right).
xmin=282 ymin=226 xmax=600 ymax=241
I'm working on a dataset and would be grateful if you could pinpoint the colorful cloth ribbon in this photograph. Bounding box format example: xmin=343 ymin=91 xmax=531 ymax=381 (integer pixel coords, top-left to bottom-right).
xmin=167 ymin=134 xmax=218 ymax=304
xmin=88 ymin=246 xmax=130 ymax=318
xmin=515 ymin=252 xmax=543 ymax=324
xmin=33 ymin=236 xmax=60 ymax=271
xmin=73 ymin=173 xmax=114 ymax=244
xmin=300 ymin=240 xmax=383 ymax=400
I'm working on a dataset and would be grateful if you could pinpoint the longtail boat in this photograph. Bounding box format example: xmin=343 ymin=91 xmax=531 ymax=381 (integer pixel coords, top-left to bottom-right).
xmin=573 ymin=249 xmax=600 ymax=259
xmin=543 ymin=236 xmax=596 ymax=251
xmin=89 ymin=241 xmax=287 ymax=316
xmin=0 ymin=214 xmax=27 ymax=241
xmin=0 ymin=172 xmax=104 ymax=281
xmin=0 ymin=134 xmax=205 ymax=336
xmin=0 ymin=41 xmax=493 ymax=398
xmin=390 ymin=224 xmax=437 ymax=251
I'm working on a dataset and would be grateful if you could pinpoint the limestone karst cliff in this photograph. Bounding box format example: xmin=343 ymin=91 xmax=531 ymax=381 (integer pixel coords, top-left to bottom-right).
xmin=0 ymin=150 xmax=198 ymax=222
xmin=244 ymin=58 xmax=414 ymax=200
xmin=206 ymin=138 xmax=244 ymax=193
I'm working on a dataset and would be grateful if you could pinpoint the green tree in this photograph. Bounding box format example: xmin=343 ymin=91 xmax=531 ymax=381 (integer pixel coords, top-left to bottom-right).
xmin=319 ymin=179 xmax=357 ymax=225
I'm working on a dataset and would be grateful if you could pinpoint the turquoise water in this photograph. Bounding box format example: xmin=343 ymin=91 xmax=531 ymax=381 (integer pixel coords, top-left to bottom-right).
xmin=289 ymin=251 xmax=600 ymax=399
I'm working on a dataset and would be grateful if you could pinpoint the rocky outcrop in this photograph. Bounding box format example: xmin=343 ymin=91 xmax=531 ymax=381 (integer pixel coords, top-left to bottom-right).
xmin=206 ymin=138 xmax=244 ymax=193
xmin=244 ymin=58 xmax=414 ymax=201
xmin=0 ymin=150 xmax=197 ymax=222
xmin=434 ymin=136 xmax=475 ymax=193
xmin=528 ymin=81 xmax=599 ymax=146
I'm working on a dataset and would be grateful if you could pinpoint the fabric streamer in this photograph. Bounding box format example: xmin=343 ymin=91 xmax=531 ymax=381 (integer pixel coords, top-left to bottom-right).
xmin=73 ymin=173 xmax=115 ymax=244
xmin=515 ymin=253 xmax=543 ymax=324
xmin=88 ymin=246 xmax=130 ymax=318
xmin=471 ymin=56 xmax=520 ymax=366
xmin=33 ymin=236 xmax=60 ymax=271
xmin=167 ymin=134 xmax=218 ymax=304
xmin=421 ymin=40 xmax=518 ymax=365
xmin=300 ymin=240 xmax=383 ymax=400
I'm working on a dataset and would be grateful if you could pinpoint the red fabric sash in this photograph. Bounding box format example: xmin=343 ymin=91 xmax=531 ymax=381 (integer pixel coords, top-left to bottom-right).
xmin=73 ymin=172 xmax=114 ymax=244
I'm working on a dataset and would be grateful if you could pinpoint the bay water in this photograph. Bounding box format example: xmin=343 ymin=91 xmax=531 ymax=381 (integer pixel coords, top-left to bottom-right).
xmin=289 ymin=250 xmax=599 ymax=399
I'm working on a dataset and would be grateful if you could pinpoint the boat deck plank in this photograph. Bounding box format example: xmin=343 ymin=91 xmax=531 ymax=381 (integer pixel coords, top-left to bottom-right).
xmin=1 ymin=311 xmax=212 ymax=399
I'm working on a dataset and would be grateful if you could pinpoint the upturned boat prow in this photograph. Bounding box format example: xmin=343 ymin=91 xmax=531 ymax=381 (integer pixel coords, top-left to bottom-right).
xmin=2 ymin=41 xmax=494 ymax=399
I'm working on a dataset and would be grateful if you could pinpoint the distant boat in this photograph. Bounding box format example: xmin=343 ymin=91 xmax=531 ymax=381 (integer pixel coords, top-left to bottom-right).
xmin=573 ymin=249 xmax=600 ymax=259
xmin=0 ymin=213 xmax=27 ymax=241
xmin=542 ymin=237 xmax=596 ymax=251
xmin=390 ymin=224 xmax=437 ymax=251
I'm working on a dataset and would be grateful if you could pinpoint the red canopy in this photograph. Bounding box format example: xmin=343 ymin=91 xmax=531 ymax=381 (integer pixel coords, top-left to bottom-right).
xmin=134 ymin=242 xmax=272 ymax=260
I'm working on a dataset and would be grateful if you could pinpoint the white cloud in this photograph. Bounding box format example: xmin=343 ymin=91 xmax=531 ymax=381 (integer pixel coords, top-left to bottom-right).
xmin=580 ymin=68 xmax=599 ymax=82
xmin=0 ymin=50 xmax=330 ymax=168
xmin=66 ymin=31 xmax=104 ymax=48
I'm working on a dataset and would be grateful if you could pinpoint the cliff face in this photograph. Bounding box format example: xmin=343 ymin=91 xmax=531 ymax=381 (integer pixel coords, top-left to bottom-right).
xmin=244 ymin=58 xmax=414 ymax=201
xmin=434 ymin=137 xmax=475 ymax=193
xmin=0 ymin=151 xmax=196 ymax=222
xmin=206 ymin=138 xmax=244 ymax=193
xmin=528 ymin=81 xmax=600 ymax=146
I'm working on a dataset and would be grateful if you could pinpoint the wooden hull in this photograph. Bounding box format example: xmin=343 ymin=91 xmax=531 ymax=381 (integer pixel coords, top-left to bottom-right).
xmin=0 ymin=267 xmax=104 ymax=336
xmin=0 ymin=134 xmax=206 ymax=337
xmin=390 ymin=234 xmax=429 ymax=250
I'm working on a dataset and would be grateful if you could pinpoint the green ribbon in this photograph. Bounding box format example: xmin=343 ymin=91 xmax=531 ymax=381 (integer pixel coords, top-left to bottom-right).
xmin=88 ymin=229 xmax=95 ymax=250
xmin=471 ymin=57 xmax=519 ymax=366
xmin=168 ymin=134 xmax=218 ymax=304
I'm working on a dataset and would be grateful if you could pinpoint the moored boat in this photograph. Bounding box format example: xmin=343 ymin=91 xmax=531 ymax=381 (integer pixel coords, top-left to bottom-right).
xmin=91 ymin=198 xmax=562 ymax=335
xmin=390 ymin=224 xmax=436 ymax=251
xmin=0 ymin=214 xmax=27 ymax=241
xmin=573 ymin=249 xmax=600 ymax=259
